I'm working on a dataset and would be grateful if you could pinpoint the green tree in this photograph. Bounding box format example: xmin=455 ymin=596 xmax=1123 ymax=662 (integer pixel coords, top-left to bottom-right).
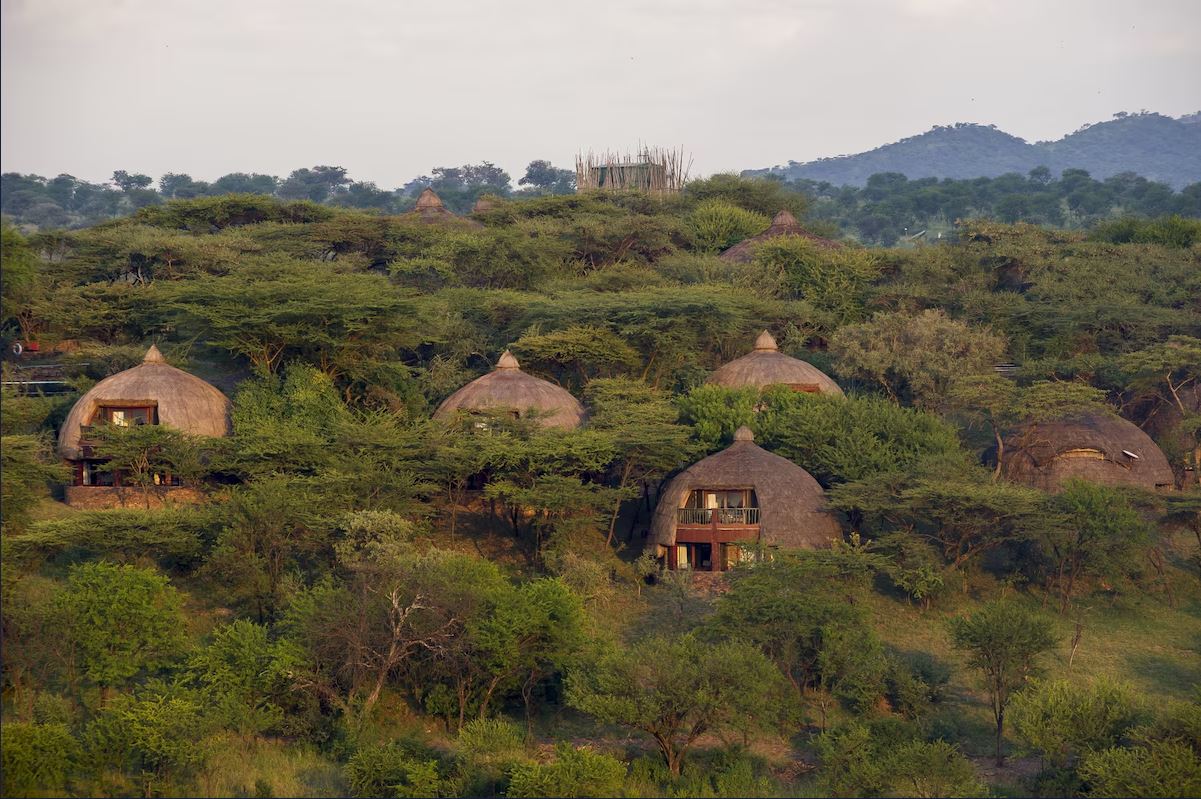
xmin=1011 ymin=678 xmax=1145 ymax=768
xmin=0 ymin=722 xmax=80 ymax=798
xmin=1041 ymin=481 xmax=1150 ymax=611
xmin=507 ymin=743 xmax=626 ymax=798
xmin=687 ymin=199 xmax=769 ymax=253
xmin=585 ymin=377 xmax=696 ymax=544
xmin=830 ymin=309 xmax=1007 ymax=410
xmin=566 ymin=634 xmax=784 ymax=776
xmin=88 ymin=422 xmax=212 ymax=507
xmin=55 ymin=562 xmax=189 ymax=699
xmin=949 ymin=601 xmax=1057 ymax=765
xmin=1079 ymin=741 xmax=1201 ymax=798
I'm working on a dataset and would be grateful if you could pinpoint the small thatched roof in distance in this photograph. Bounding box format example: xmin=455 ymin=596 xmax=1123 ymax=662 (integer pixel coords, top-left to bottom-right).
xmin=706 ymin=330 xmax=843 ymax=395
xmin=719 ymin=210 xmax=841 ymax=263
xmin=471 ymin=195 xmax=501 ymax=214
xmin=999 ymin=413 xmax=1176 ymax=492
xmin=403 ymin=188 xmax=483 ymax=229
xmin=649 ymin=427 xmax=841 ymax=550
xmin=433 ymin=350 xmax=586 ymax=429
xmin=58 ymin=346 xmax=232 ymax=459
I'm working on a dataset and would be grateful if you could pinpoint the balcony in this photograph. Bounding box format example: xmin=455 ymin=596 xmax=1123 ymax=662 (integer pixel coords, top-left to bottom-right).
xmin=677 ymin=507 xmax=761 ymax=526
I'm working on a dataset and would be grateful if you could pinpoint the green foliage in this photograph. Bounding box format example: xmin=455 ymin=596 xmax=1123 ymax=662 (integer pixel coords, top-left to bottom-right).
xmin=1090 ymin=214 xmax=1201 ymax=247
xmin=753 ymin=237 xmax=881 ymax=321
xmin=817 ymin=720 xmax=985 ymax=798
xmin=830 ymin=309 xmax=1007 ymax=409
xmin=345 ymin=740 xmax=447 ymax=799
xmin=0 ymin=433 xmax=67 ymax=533
xmin=684 ymin=174 xmax=809 ymax=218
xmin=686 ymin=199 xmax=770 ymax=253
xmin=949 ymin=600 xmax=1058 ymax=764
xmin=753 ymin=388 xmax=966 ymax=485
xmin=1079 ymin=741 xmax=1201 ymax=798
xmin=186 ymin=620 xmax=299 ymax=735
xmin=1 ymin=722 xmax=80 ymax=797
xmin=514 ymin=325 xmax=641 ymax=386
xmin=676 ymin=384 xmax=758 ymax=449
xmin=507 ymin=743 xmax=627 ymax=798
xmin=566 ymin=634 xmax=785 ymax=775
xmin=12 ymin=508 xmax=208 ymax=568
xmin=55 ymin=562 xmax=190 ymax=692
xmin=1011 ymin=678 xmax=1146 ymax=767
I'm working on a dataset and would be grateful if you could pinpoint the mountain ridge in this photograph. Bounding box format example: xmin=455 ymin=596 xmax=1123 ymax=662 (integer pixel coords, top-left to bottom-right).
xmin=746 ymin=112 xmax=1201 ymax=189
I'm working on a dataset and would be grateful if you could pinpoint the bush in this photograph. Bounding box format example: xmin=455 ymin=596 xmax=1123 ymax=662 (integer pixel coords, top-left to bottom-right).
xmin=1011 ymin=678 xmax=1146 ymax=767
xmin=687 ymin=200 xmax=769 ymax=253
xmin=1 ymin=722 xmax=80 ymax=797
xmin=345 ymin=741 xmax=447 ymax=799
xmin=506 ymin=743 xmax=626 ymax=798
xmin=1079 ymin=741 xmax=1201 ymax=798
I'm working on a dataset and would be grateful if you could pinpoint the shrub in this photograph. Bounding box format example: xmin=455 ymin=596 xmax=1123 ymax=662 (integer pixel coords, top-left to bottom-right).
xmin=506 ymin=743 xmax=626 ymax=798
xmin=687 ymin=200 xmax=769 ymax=253
xmin=1079 ymin=741 xmax=1201 ymax=798
xmin=345 ymin=741 xmax=447 ymax=799
xmin=1 ymin=722 xmax=80 ymax=797
xmin=1011 ymin=678 xmax=1146 ymax=767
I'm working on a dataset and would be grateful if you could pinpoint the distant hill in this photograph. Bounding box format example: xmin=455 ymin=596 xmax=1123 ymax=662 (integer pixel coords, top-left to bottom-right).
xmin=747 ymin=112 xmax=1201 ymax=189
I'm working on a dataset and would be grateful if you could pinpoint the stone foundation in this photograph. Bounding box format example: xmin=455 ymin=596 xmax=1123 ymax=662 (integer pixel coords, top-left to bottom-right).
xmin=64 ymin=485 xmax=206 ymax=510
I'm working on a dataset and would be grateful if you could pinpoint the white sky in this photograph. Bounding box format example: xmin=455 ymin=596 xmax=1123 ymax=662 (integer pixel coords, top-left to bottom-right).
xmin=2 ymin=0 xmax=1199 ymax=188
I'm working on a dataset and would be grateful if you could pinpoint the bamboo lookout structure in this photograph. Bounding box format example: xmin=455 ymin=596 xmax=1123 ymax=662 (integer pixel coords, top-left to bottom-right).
xmin=575 ymin=146 xmax=691 ymax=194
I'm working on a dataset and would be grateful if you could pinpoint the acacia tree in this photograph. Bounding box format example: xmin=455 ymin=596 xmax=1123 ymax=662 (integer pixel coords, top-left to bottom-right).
xmin=948 ymin=377 xmax=1112 ymax=480
xmin=949 ymin=601 xmax=1057 ymax=765
xmin=1119 ymin=335 xmax=1201 ymax=480
xmin=566 ymin=634 xmax=784 ymax=776
xmin=89 ymin=424 xmax=211 ymax=507
xmin=55 ymin=562 xmax=189 ymax=703
xmin=829 ymin=309 xmax=1006 ymax=410
xmin=584 ymin=378 xmax=697 ymax=544
xmin=1041 ymin=481 xmax=1150 ymax=611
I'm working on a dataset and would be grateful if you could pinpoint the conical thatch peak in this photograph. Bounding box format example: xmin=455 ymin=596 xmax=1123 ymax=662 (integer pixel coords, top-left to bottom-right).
xmin=472 ymin=195 xmax=499 ymax=214
xmin=753 ymin=330 xmax=778 ymax=352
xmin=771 ymin=210 xmax=800 ymax=229
xmin=733 ymin=425 xmax=755 ymax=442
xmin=143 ymin=344 xmax=166 ymax=364
xmin=496 ymin=350 xmax=520 ymax=370
xmin=415 ymin=187 xmax=444 ymax=209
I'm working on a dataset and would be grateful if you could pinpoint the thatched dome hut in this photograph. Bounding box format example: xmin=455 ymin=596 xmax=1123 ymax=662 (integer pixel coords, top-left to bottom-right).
xmin=998 ymin=413 xmax=1176 ymax=492
xmin=403 ymin=188 xmax=483 ymax=229
xmin=649 ymin=427 xmax=841 ymax=571
xmin=433 ymin=351 xmax=585 ymax=429
xmin=58 ymin=345 xmax=231 ymax=460
xmin=719 ymin=210 xmax=840 ymax=263
xmin=706 ymin=331 xmax=843 ymax=396
xmin=57 ymin=346 xmax=231 ymax=508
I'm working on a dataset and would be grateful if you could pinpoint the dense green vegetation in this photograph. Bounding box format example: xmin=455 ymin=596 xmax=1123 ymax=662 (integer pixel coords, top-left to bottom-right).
xmin=2 ymin=180 xmax=1200 ymax=798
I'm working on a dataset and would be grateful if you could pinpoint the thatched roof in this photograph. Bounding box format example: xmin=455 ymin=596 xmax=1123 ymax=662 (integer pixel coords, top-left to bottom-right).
xmin=403 ymin=188 xmax=483 ymax=229
xmin=649 ymin=427 xmax=841 ymax=550
xmin=432 ymin=351 xmax=586 ymax=429
xmin=471 ymin=195 xmax=501 ymax=214
xmin=999 ymin=413 xmax=1176 ymax=492
xmin=58 ymin=345 xmax=232 ymax=459
xmin=719 ymin=210 xmax=841 ymax=263
xmin=706 ymin=331 xmax=844 ymax=395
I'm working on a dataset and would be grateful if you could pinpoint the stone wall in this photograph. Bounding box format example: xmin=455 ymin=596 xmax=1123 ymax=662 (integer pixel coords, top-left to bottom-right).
xmin=64 ymin=485 xmax=206 ymax=510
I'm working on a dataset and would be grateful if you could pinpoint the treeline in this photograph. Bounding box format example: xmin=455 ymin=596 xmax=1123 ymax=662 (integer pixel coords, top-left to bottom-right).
xmin=0 ymin=160 xmax=576 ymax=229
xmin=793 ymin=168 xmax=1201 ymax=245
xmin=6 ymin=160 xmax=1201 ymax=247
xmin=1 ymin=184 xmax=1200 ymax=797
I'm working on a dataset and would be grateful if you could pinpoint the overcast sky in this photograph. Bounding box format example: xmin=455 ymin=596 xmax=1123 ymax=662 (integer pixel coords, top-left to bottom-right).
xmin=2 ymin=0 xmax=1199 ymax=188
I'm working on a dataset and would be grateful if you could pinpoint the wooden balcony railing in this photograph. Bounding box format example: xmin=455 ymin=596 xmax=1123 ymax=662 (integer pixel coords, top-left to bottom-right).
xmin=677 ymin=507 xmax=761 ymax=526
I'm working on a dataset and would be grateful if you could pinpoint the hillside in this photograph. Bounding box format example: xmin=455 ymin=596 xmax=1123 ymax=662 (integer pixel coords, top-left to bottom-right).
xmin=2 ymin=188 xmax=1200 ymax=798
xmin=748 ymin=111 xmax=1201 ymax=189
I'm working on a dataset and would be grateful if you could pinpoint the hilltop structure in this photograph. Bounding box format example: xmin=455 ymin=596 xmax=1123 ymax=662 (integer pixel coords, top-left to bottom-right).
xmin=57 ymin=345 xmax=232 ymax=508
xmin=649 ymin=427 xmax=840 ymax=571
xmin=719 ymin=210 xmax=840 ymax=262
xmin=575 ymin=147 xmax=690 ymax=194
xmin=707 ymin=330 xmax=844 ymax=396
xmin=403 ymin=187 xmax=483 ymax=228
xmin=998 ymin=413 xmax=1176 ymax=492
xmin=433 ymin=351 xmax=586 ymax=430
